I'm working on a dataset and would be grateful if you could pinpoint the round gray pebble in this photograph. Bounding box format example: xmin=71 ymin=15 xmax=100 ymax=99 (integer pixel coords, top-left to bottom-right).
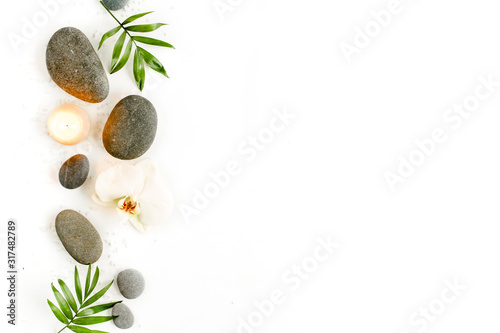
xmin=102 ymin=95 xmax=158 ymax=160
xmin=112 ymin=303 xmax=134 ymax=329
xmin=102 ymin=0 xmax=129 ymax=10
xmin=59 ymin=154 xmax=89 ymax=189
xmin=55 ymin=209 xmax=103 ymax=265
xmin=117 ymin=269 xmax=145 ymax=299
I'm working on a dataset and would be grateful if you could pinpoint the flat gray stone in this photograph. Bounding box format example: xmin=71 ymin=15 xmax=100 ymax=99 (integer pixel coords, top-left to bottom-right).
xmin=46 ymin=27 xmax=109 ymax=103
xmin=102 ymin=0 xmax=129 ymax=10
xmin=117 ymin=269 xmax=145 ymax=299
xmin=103 ymin=95 xmax=157 ymax=160
xmin=55 ymin=210 xmax=103 ymax=265
xmin=112 ymin=303 xmax=134 ymax=329
xmin=59 ymin=154 xmax=89 ymax=189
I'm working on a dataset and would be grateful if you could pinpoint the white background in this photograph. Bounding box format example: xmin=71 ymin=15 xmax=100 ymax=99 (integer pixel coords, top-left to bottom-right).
xmin=1 ymin=0 xmax=500 ymax=332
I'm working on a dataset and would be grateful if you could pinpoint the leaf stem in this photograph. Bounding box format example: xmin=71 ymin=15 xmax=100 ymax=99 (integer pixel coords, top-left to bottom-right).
xmin=100 ymin=1 xmax=138 ymax=48
xmin=56 ymin=290 xmax=90 ymax=332
xmin=57 ymin=324 xmax=69 ymax=333
xmin=56 ymin=303 xmax=80 ymax=332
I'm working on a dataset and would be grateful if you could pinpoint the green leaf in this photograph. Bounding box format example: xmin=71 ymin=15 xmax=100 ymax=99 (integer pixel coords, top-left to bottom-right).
xmin=133 ymin=36 xmax=175 ymax=48
xmin=68 ymin=325 xmax=108 ymax=333
xmin=111 ymin=38 xmax=133 ymax=74
xmin=122 ymin=11 xmax=154 ymax=25
xmin=74 ymin=266 xmax=83 ymax=305
xmin=84 ymin=265 xmax=92 ymax=300
xmin=125 ymin=23 xmax=166 ymax=32
xmin=77 ymin=301 xmax=122 ymax=317
xmin=47 ymin=300 xmax=69 ymax=324
xmin=58 ymin=279 xmax=78 ymax=313
xmin=98 ymin=26 xmax=121 ymax=50
xmin=81 ymin=280 xmax=114 ymax=308
xmin=88 ymin=267 xmax=100 ymax=297
xmin=52 ymin=284 xmax=73 ymax=319
xmin=138 ymin=47 xmax=168 ymax=77
xmin=72 ymin=316 xmax=116 ymax=325
xmin=111 ymin=32 xmax=127 ymax=70
xmin=133 ymin=48 xmax=145 ymax=91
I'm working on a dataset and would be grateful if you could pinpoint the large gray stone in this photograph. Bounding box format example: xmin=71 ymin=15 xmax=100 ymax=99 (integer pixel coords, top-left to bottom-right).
xmin=112 ymin=303 xmax=134 ymax=329
xmin=102 ymin=95 xmax=157 ymax=160
xmin=55 ymin=210 xmax=103 ymax=265
xmin=117 ymin=269 xmax=145 ymax=299
xmin=59 ymin=154 xmax=89 ymax=189
xmin=102 ymin=0 xmax=129 ymax=10
xmin=46 ymin=27 xmax=109 ymax=103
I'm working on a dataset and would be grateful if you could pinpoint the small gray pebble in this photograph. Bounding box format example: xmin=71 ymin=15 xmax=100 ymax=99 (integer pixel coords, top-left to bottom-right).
xmin=55 ymin=210 xmax=103 ymax=265
xmin=112 ymin=303 xmax=134 ymax=329
xmin=102 ymin=0 xmax=129 ymax=10
xmin=117 ymin=269 xmax=145 ymax=299
xmin=59 ymin=154 xmax=89 ymax=189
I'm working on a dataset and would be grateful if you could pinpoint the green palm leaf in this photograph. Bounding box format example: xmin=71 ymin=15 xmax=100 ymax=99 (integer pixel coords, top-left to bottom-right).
xmin=72 ymin=316 xmax=116 ymax=325
xmin=133 ymin=36 xmax=174 ymax=48
xmin=47 ymin=299 xmax=69 ymax=324
xmin=84 ymin=265 xmax=92 ymax=300
xmin=81 ymin=280 xmax=114 ymax=308
xmin=133 ymin=48 xmax=145 ymax=91
xmin=98 ymin=26 xmax=121 ymax=50
xmin=58 ymin=279 xmax=78 ymax=313
xmin=74 ymin=266 xmax=83 ymax=305
xmin=99 ymin=1 xmax=173 ymax=89
xmin=111 ymin=38 xmax=133 ymax=74
xmin=88 ymin=266 xmax=100 ymax=297
xmin=111 ymin=32 xmax=127 ymax=70
xmin=139 ymin=47 xmax=168 ymax=77
xmin=52 ymin=283 xmax=73 ymax=319
xmin=122 ymin=11 xmax=153 ymax=25
xmin=77 ymin=301 xmax=122 ymax=317
xmin=126 ymin=23 xmax=166 ymax=32
xmin=68 ymin=325 xmax=108 ymax=333
xmin=49 ymin=265 xmax=122 ymax=333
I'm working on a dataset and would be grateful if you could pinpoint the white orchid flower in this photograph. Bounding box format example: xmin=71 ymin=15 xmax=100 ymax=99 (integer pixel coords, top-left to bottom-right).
xmin=92 ymin=159 xmax=173 ymax=232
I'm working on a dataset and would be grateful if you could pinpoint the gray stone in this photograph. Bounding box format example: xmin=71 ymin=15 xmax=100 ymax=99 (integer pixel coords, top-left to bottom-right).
xmin=55 ymin=210 xmax=103 ymax=265
xmin=117 ymin=269 xmax=145 ymax=299
xmin=102 ymin=0 xmax=129 ymax=10
xmin=46 ymin=27 xmax=109 ymax=103
xmin=59 ymin=154 xmax=89 ymax=189
xmin=102 ymin=95 xmax=157 ymax=160
xmin=112 ymin=303 xmax=134 ymax=329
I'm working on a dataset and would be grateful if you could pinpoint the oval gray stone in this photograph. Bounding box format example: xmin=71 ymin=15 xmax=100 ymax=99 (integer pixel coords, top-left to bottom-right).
xmin=102 ymin=0 xmax=129 ymax=10
xmin=102 ymin=95 xmax=157 ymax=160
xmin=59 ymin=154 xmax=89 ymax=189
xmin=46 ymin=27 xmax=109 ymax=103
xmin=112 ymin=303 xmax=134 ymax=329
xmin=55 ymin=210 xmax=103 ymax=265
xmin=117 ymin=269 xmax=145 ymax=299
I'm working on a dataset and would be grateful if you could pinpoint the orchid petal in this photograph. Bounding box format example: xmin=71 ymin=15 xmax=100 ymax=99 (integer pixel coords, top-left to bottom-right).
xmin=135 ymin=159 xmax=159 ymax=179
xmin=94 ymin=164 xmax=146 ymax=202
xmin=91 ymin=193 xmax=118 ymax=207
xmin=128 ymin=214 xmax=146 ymax=232
xmin=137 ymin=176 xmax=173 ymax=226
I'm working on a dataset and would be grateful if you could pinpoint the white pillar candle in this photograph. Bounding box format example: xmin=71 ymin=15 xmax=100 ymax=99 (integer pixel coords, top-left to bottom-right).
xmin=47 ymin=104 xmax=90 ymax=145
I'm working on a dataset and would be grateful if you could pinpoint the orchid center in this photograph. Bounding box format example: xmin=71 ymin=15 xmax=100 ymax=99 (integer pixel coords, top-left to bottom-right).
xmin=118 ymin=196 xmax=140 ymax=215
